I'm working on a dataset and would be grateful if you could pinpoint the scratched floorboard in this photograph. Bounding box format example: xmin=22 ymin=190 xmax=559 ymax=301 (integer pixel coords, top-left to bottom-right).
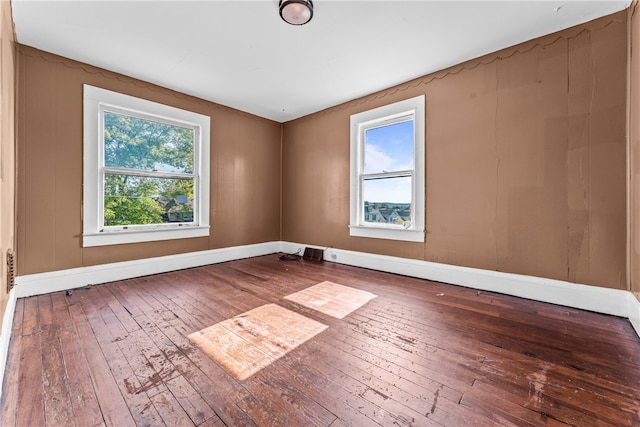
xmin=1 ymin=254 xmax=639 ymax=426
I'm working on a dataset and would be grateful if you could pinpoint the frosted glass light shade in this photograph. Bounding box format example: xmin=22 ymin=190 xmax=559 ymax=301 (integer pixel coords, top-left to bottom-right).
xmin=279 ymin=0 xmax=313 ymax=25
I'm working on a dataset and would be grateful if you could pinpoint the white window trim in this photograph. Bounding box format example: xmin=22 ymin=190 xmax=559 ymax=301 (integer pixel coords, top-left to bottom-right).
xmin=349 ymin=95 xmax=425 ymax=242
xmin=83 ymin=84 xmax=210 ymax=247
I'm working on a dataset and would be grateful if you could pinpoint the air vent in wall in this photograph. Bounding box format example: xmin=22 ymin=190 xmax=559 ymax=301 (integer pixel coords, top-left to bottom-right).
xmin=6 ymin=249 xmax=15 ymax=293
xmin=303 ymin=247 xmax=324 ymax=262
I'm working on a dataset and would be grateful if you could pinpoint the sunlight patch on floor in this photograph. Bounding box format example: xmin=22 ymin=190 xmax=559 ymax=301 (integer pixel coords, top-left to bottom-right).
xmin=284 ymin=281 xmax=377 ymax=319
xmin=189 ymin=282 xmax=375 ymax=380
xmin=188 ymin=303 xmax=327 ymax=380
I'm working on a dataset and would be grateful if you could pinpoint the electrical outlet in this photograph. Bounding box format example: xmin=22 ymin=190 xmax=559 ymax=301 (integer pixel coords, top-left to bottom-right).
xmin=331 ymin=253 xmax=337 ymax=260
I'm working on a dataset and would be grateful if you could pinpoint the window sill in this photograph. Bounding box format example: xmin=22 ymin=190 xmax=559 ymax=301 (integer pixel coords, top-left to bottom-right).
xmin=349 ymin=225 xmax=424 ymax=242
xmin=83 ymin=225 xmax=210 ymax=247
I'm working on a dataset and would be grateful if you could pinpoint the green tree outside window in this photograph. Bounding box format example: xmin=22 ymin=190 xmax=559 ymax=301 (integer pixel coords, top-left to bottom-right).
xmin=103 ymin=111 xmax=195 ymax=226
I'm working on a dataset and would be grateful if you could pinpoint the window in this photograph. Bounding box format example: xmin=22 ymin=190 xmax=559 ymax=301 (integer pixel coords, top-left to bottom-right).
xmin=83 ymin=85 xmax=210 ymax=247
xmin=350 ymin=95 xmax=425 ymax=242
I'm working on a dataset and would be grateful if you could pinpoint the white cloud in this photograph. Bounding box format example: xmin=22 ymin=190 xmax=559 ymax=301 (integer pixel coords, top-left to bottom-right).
xmin=364 ymin=144 xmax=394 ymax=173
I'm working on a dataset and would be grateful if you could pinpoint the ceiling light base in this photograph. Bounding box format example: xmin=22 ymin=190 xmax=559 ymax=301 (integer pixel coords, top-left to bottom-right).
xmin=279 ymin=0 xmax=313 ymax=26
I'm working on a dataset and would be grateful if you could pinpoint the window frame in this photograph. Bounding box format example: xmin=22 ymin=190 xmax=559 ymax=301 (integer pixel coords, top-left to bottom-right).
xmin=349 ymin=95 xmax=425 ymax=242
xmin=83 ymin=84 xmax=210 ymax=247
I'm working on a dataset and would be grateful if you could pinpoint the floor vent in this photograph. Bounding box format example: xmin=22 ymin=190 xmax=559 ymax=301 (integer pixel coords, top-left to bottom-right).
xmin=303 ymin=247 xmax=324 ymax=262
xmin=6 ymin=249 xmax=15 ymax=293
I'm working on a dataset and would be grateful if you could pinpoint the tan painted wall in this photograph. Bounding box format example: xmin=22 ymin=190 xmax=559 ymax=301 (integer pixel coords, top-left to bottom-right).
xmin=13 ymin=10 xmax=633 ymax=293
xmin=16 ymin=46 xmax=281 ymax=276
xmin=0 ymin=0 xmax=16 ymax=327
xmin=283 ymin=11 xmax=629 ymax=290
xmin=629 ymin=4 xmax=640 ymax=294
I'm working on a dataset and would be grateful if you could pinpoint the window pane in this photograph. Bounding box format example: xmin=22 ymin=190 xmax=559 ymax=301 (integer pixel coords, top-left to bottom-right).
xmin=362 ymin=176 xmax=412 ymax=225
xmin=104 ymin=111 xmax=194 ymax=173
xmin=104 ymin=174 xmax=194 ymax=226
xmin=364 ymin=120 xmax=414 ymax=174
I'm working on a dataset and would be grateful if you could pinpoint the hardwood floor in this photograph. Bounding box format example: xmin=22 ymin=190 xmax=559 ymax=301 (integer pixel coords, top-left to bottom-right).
xmin=1 ymin=254 xmax=639 ymax=426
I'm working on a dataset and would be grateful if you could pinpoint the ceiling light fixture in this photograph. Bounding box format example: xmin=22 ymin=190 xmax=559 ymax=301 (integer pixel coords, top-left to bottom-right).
xmin=279 ymin=0 xmax=313 ymax=26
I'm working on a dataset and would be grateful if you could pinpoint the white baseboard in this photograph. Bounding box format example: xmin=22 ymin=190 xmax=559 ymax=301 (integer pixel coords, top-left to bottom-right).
xmin=629 ymin=293 xmax=640 ymax=337
xmin=0 ymin=288 xmax=17 ymax=402
xmin=10 ymin=239 xmax=640 ymax=334
xmin=14 ymin=241 xmax=281 ymax=298
xmin=281 ymin=242 xmax=638 ymax=325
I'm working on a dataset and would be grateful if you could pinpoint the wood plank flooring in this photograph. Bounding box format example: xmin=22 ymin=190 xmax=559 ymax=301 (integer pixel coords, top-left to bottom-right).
xmin=1 ymin=254 xmax=639 ymax=426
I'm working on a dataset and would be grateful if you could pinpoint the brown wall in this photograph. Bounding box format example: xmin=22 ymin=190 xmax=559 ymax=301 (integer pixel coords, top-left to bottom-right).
xmin=16 ymin=46 xmax=281 ymax=275
xmin=13 ymin=10 xmax=633 ymax=293
xmin=282 ymin=11 xmax=629 ymax=290
xmin=629 ymin=4 xmax=640 ymax=295
xmin=0 ymin=0 xmax=16 ymax=327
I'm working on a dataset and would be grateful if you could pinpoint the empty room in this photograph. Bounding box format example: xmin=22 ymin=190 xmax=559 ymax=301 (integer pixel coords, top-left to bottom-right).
xmin=0 ymin=0 xmax=639 ymax=426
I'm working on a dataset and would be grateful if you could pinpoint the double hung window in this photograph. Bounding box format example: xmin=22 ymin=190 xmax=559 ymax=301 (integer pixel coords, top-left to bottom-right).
xmin=83 ymin=85 xmax=210 ymax=247
xmin=350 ymin=95 xmax=425 ymax=242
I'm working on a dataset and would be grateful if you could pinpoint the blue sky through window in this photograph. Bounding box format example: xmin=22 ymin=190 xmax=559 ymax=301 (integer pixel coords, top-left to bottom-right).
xmin=363 ymin=120 xmax=413 ymax=203
xmin=364 ymin=120 xmax=414 ymax=174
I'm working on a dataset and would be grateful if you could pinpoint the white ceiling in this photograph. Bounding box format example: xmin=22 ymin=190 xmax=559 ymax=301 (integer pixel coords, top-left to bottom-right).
xmin=12 ymin=0 xmax=629 ymax=122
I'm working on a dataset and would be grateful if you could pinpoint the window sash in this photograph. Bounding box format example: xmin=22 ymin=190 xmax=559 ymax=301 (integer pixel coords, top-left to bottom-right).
xmin=361 ymin=116 xmax=415 ymax=175
xmin=360 ymin=172 xmax=414 ymax=228
xmin=102 ymin=166 xmax=196 ymax=180
xmin=102 ymin=173 xmax=197 ymax=229
xmin=361 ymin=170 xmax=413 ymax=180
xmin=100 ymin=105 xmax=198 ymax=171
xmin=358 ymin=115 xmax=416 ymax=228
xmin=102 ymin=109 xmax=196 ymax=175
